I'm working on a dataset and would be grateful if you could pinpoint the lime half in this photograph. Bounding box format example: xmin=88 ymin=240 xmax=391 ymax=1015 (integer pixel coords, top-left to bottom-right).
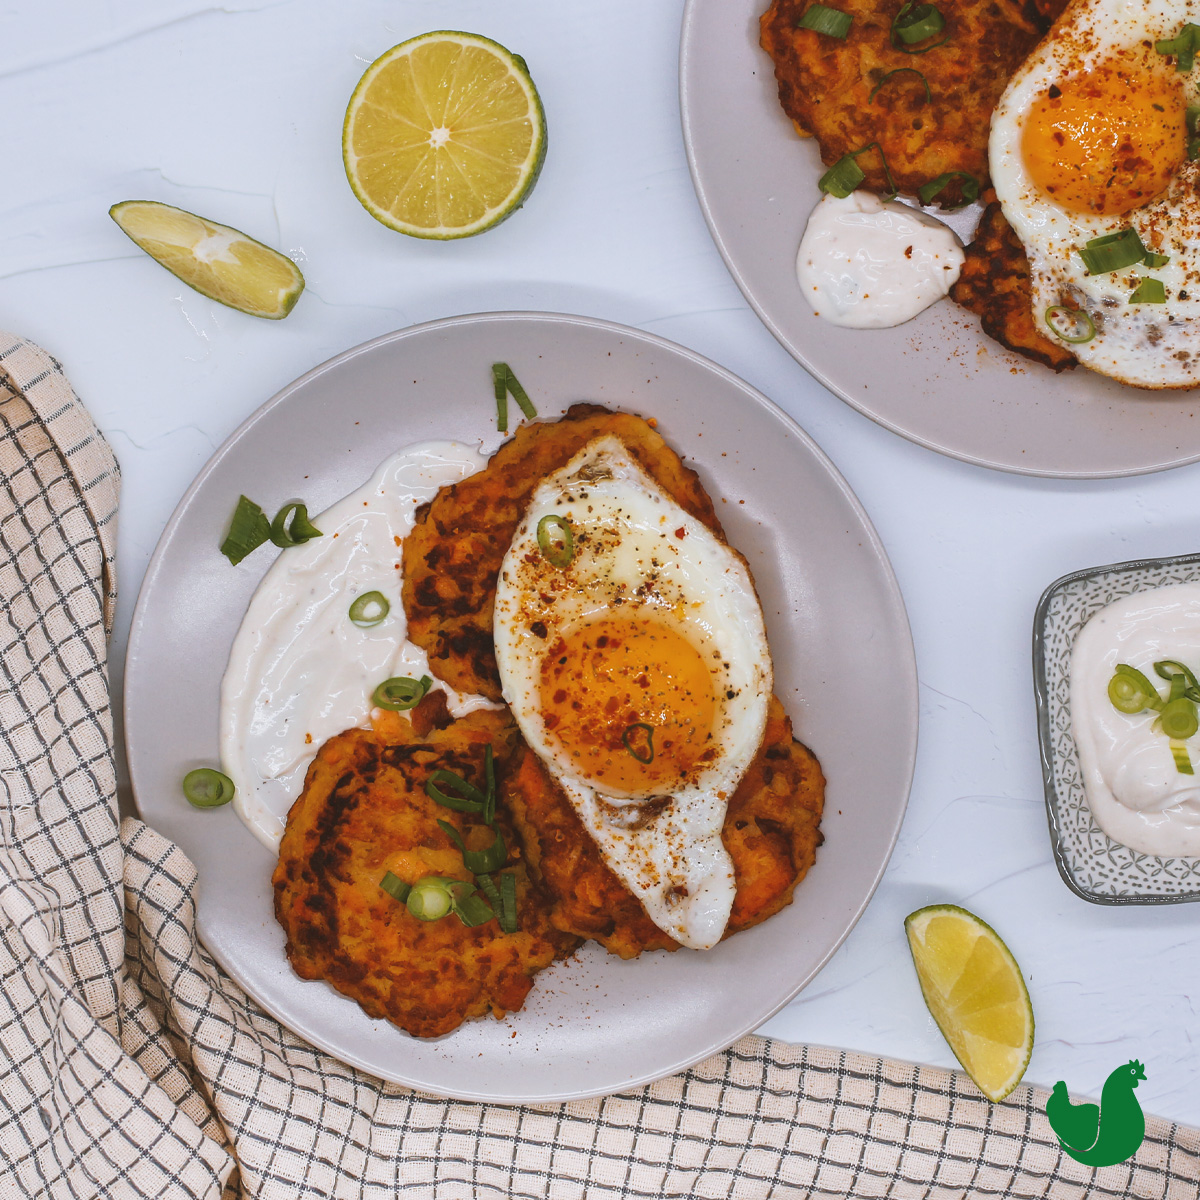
xmin=110 ymin=201 xmax=304 ymax=319
xmin=342 ymin=31 xmax=546 ymax=239
xmin=905 ymin=904 xmax=1034 ymax=1102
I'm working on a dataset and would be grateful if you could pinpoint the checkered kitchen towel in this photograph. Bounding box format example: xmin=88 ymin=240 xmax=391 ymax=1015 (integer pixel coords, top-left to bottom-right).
xmin=1 ymin=333 xmax=1198 ymax=1200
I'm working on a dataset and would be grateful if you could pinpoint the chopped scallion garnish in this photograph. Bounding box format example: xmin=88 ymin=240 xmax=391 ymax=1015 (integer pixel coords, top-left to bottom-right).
xmin=621 ymin=722 xmax=655 ymax=765
xmin=890 ymin=1 xmax=949 ymax=52
xmin=269 ymin=502 xmax=322 ymax=549
xmin=499 ymin=872 xmax=518 ymax=934
xmin=1156 ymin=23 xmax=1200 ymax=71
xmin=492 ymin=363 xmax=536 ymax=430
xmin=438 ymin=819 xmax=508 ymax=873
xmin=1044 ymin=306 xmax=1096 ymax=344
xmin=917 ymin=171 xmax=980 ymax=208
xmin=426 ymin=767 xmax=487 ymax=814
xmin=1129 ymin=277 xmax=1166 ymax=304
xmin=818 ymin=154 xmax=865 ymax=198
xmin=372 ymin=674 xmax=431 ymax=711
xmin=797 ymin=3 xmax=853 ymax=38
xmin=220 ymin=495 xmax=271 ymax=565
xmin=493 ymin=362 xmax=509 ymax=433
xmin=818 ymin=141 xmax=897 ymax=199
xmin=182 ymin=767 xmax=235 ymax=808
xmin=1109 ymin=661 xmax=1198 ymax=775
xmin=1079 ymin=228 xmax=1147 ymax=275
xmin=348 ymin=590 xmax=389 ymax=627
xmin=380 ymin=871 xmax=411 ymax=903
xmin=1108 ymin=664 xmax=1164 ymax=713
xmin=536 ymin=514 xmax=575 ymax=568
xmin=1143 ymin=252 xmax=1171 ymax=269
xmin=868 ymin=67 xmax=931 ymax=105
xmin=406 ymin=879 xmax=454 ymax=921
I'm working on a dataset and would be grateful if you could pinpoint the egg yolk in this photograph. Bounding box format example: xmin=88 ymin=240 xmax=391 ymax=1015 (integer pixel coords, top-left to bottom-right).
xmin=1021 ymin=62 xmax=1185 ymax=215
xmin=538 ymin=616 xmax=717 ymax=795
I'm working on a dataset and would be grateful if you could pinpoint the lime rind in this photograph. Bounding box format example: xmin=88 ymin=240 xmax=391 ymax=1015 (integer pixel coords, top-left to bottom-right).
xmin=904 ymin=903 xmax=1034 ymax=1103
xmin=110 ymin=200 xmax=304 ymax=320
xmin=342 ymin=30 xmax=547 ymax=240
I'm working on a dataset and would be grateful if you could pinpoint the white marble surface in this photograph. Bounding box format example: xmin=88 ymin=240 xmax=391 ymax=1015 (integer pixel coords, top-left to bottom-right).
xmin=2 ymin=0 xmax=1198 ymax=1127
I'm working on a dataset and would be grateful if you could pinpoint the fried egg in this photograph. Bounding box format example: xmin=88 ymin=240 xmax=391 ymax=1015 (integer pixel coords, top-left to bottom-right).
xmin=492 ymin=436 xmax=772 ymax=950
xmin=990 ymin=0 xmax=1200 ymax=388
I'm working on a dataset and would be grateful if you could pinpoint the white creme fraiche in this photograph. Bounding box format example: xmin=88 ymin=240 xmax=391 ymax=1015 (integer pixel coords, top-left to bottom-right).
xmin=220 ymin=441 xmax=492 ymax=850
xmin=797 ymin=191 xmax=964 ymax=328
xmin=1071 ymin=583 xmax=1200 ymax=857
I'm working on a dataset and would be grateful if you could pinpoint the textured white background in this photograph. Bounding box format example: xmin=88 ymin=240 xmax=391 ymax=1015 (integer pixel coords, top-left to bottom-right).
xmin=2 ymin=0 xmax=1198 ymax=1126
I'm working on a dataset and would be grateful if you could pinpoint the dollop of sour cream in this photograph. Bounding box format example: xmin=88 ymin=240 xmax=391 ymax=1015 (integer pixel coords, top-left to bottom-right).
xmin=797 ymin=191 xmax=965 ymax=328
xmin=1071 ymin=583 xmax=1200 ymax=857
xmin=220 ymin=441 xmax=490 ymax=850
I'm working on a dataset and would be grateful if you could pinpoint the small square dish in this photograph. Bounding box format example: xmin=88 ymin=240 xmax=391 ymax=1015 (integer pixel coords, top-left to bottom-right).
xmin=1034 ymin=551 xmax=1200 ymax=904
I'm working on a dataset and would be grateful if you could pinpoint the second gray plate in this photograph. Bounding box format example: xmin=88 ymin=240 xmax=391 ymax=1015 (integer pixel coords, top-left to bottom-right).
xmin=124 ymin=311 xmax=917 ymax=1103
xmin=681 ymin=0 xmax=1200 ymax=478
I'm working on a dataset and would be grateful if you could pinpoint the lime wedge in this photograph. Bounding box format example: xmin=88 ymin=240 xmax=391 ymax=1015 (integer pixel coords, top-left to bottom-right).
xmin=110 ymin=200 xmax=304 ymax=320
xmin=342 ymin=31 xmax=546 ymax=239
xmin=905 ymin=904 xmax=1034 ymax=1102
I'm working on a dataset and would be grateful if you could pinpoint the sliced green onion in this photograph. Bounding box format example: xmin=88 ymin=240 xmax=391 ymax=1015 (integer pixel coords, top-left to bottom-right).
xmin=917 ymin=171 xmax=979 ymax=208
xmin=1143 ymin=252 xmax=1171 ymax=269
xmin=499 ymin=872 xmax=518 ymax=934
xmin=1188 ymin=107 xmax=1200 ymax=159
xmin=820 ymin=142 xmax=898 ymax=200
xmin=269 ymin=502 xmax=322 ymax=549
xmin=1108 ymin=664 xmax=1163 ymax=713
xmin=868 ymin=67 xmax=931 ymax=105
xmin=505 ymin=366 xmax=537 ymax=420
xmin=1160 ymin=698 xmax=1199 ymax=740
xmin=797 ymin=3 xmax=853 ymax=37
xmin=1154 ymin=659 xmax=1200 ymax=698
xmin=1156 ymin=23 xmax=1200 ymax=71
xmin=621 ymin=722 xmax=655 ymax=765
xmin=1044 ymin=306 xmax=1096 ymax=344
xmin=818 ymin=153 xmax=865 ymax=198
xmin=536 ymin=514 xmax=575 ymax=568
xmin=1129 ymin=277 xmax=1166 ymax=304
xmin=182 ymin=767 xmax=235 ymax=808
xmin=1079 ymin=228 xmax=1147 ymax=275
xmin=453 ymin=886 xmax=496 ymax=927
xmin=348 ymin=590 xmax=389 ymax=627
xmin=1171 ymin=739 xmax=1196 ymax=774
xmin=493 ymin=362 xmax=509 ymax=433
xmin=380 ymin=870 xmax=411 ymax=904
xmin=372 ymin=674 xmax=431 ymax=711
xmin=426 ymin=767 xmax=487 ymax=814
xmin=483 ymin=744 xmax=496 ymax=826
xmin=220 ymin=495 xmax=271 ymax=565
xmin=891 ymin=1 xmax=950 ymax=52
xmin=476 ymin=873 xmax=502 ymax=913
xmin=438 ymin=819 xmax=508 ymax=873
xmin=406 ymin=879 xmax=454 ymax=921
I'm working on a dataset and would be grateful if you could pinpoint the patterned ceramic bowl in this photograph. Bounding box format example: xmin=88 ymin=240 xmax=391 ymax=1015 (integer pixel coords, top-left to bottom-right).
xmin=1034 ymin=552 xmax=1200 ymax=904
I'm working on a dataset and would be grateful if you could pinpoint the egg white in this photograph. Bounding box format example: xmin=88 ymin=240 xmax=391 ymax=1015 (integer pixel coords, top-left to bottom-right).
xmin=990 ymin=0 xmax=1200 ymax=387
xmin=492 ymin=436 xmax=773 ymax=950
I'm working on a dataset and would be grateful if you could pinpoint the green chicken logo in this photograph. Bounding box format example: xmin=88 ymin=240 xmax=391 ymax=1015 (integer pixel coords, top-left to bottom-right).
xmin=1046 ymin=1061 xmax=1147 ymax=1167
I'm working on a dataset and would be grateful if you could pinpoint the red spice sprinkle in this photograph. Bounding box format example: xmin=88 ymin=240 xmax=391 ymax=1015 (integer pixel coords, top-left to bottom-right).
xmin=674 ymin=527 xmax=686 ymax=539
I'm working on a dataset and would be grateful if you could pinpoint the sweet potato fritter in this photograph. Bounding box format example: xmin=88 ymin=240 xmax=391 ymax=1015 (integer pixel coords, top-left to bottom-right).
xmin=272 ymin=706 xmax=577 ymax=1039
xmin=759 ymin=0 xmax=1053 ymax=206
xmin=502 ymin=695 xmax=825 ymax=959
xmin=402 ymin=404 xmax=722 ymax=701
xmin=950 ymin=199 xmax=1078 ymax=372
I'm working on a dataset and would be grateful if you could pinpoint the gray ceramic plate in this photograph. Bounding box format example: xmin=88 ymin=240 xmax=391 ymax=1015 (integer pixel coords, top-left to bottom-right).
xmin=680 ymin=0 xmax=1200 ymax=478
xmin=1034 ymin=553 xmax=1200 ymax=903
xmin=124 ymin=311 xmax=917 ymax=1102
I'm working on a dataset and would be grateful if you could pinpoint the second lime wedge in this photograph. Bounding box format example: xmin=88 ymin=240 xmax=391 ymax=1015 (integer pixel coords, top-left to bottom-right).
xmin=110 ymin=200 xmax=304 ymax=319
xmin=905 ymin=904 xmax=1034 ymax=1102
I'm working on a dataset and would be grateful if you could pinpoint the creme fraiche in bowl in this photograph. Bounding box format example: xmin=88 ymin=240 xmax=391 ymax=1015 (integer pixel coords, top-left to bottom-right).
xmin=1034 ymin=552 xmax=1200 ymax=904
